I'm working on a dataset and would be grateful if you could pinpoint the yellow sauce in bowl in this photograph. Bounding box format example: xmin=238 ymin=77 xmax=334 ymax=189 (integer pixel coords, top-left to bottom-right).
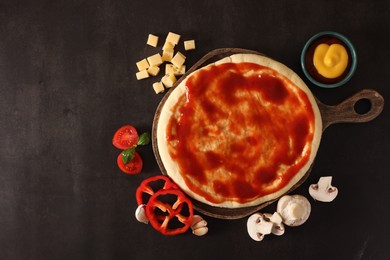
xmin=313 ymin=43 xmax=349 ymax=79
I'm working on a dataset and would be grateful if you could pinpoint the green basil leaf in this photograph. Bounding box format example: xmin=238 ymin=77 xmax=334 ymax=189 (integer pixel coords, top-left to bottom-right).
xmin=122 ymin=148 xmax=135 ymax=164
xmin=137 ymin=132 xmax=151 ymax=146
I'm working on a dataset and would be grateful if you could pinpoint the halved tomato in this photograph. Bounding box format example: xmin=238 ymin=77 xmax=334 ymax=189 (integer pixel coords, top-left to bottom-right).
xmin=113 ymin=125 xmax=139 ymax=150
xmin=117 ymin=152 xmax=143 ymax=174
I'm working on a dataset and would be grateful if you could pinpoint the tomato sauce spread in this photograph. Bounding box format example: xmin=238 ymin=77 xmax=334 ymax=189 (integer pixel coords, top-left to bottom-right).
xmin=166 ymin=62 xmax=315 ymax=204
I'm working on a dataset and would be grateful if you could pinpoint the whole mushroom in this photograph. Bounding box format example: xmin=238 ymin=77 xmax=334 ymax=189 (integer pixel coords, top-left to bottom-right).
xmin=309 ymin=176 xmax=338 ymax=202
xmin=277 ymin=195 xmax=311 ymax=227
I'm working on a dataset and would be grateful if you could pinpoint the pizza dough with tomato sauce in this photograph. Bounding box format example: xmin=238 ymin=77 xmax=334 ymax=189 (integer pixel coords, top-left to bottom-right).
xmin=157 ymin=54 xmax=322 ymax=208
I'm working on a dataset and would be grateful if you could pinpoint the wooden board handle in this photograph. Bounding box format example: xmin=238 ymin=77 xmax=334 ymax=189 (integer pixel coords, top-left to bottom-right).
xmin=318 ymin=89 xmax=384 ymax=131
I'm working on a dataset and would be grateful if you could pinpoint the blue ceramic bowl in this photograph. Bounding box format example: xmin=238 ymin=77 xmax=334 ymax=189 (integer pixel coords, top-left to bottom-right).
xmin=300 ymin=31 xmax=357 ymax=88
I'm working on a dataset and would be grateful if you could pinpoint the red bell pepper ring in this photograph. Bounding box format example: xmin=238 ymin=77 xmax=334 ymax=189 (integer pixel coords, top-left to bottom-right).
xmin=146 ymin=188 xmax=194 ymax=236
xmin=136 ymin=175 xmax=179 ymax=205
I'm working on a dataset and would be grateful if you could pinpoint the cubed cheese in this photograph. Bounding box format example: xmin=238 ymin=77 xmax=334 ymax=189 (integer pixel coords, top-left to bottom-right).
xmin=153 ymin=82 xmax=164 ymax=94
xmin=184 ymin=40 xmax=196 ymax=51
xmin=147 ymin=66 xmax=160 ymax=76
xmin=166 ymin=64 xmax=185 ymax=76
xmin=161 ymin=73 xmax=177 ymax=88
xmin=175 ymin=65 xmax=186 ymax=75
xmin=165 ymin=64 xmax=175 ymax=75
xmin=147 ymin=53 xmax=163 ymax=67
xmin=136 ymin=70 xmax=149 ymax=80
xmin=162 ymin=50 xmax=174 ymax=62
xmin=171 ymin=52 xmax=186 ymax=68
xmin=162 ymin=41 xmax=174 ymax=51
xmin=166 ymin=32 xmax=181 ymax=45
xmin=136 ymin=59 xmax=150 ymax=71
xmin=147 ymin=34 xmax=159 ymax=47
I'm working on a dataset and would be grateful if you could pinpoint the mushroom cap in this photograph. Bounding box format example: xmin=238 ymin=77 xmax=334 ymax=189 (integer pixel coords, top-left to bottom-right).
xmin=309 ymin=176 xmax=338 ymax=202
xmin=277 ymin=195 xmax=311 ymax=227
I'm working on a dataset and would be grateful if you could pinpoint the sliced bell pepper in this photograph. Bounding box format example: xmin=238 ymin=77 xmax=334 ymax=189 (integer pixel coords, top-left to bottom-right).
xmin=145 ymin=188 xmax=194 ymax=236
xmin=136 ymin=175 xmax=179 ymax=205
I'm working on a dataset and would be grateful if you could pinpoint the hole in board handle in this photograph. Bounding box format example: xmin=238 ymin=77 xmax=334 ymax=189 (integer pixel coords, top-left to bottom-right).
xmin=354 ymin=98 xmax=372 ymax=115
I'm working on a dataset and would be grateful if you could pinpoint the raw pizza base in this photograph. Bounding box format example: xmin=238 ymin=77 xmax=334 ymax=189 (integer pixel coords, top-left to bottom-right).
xmin=156 ymin=53 xmax=322 ymax=208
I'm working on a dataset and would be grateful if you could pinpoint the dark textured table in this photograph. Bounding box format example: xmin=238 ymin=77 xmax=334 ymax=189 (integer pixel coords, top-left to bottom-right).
xmin=1 ymin=0 xmax=389 ymax=259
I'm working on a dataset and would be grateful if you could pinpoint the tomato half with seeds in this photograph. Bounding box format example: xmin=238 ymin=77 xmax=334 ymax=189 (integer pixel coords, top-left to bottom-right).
xmin=112 ymin=125 xmax=139 ymax=150
xmin=117 ymin=152 xmax=143 ymax=174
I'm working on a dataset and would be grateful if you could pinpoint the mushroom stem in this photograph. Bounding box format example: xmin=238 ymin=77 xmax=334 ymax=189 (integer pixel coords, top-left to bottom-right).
xmin=263 ymin=212 xmax=285 ymax=236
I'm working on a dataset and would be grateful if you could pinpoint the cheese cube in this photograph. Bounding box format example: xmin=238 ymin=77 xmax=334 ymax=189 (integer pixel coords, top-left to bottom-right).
xmin=153 ymin=82 xmax=165 ymax=94
xmin=136 ymin=59 xmax=150 ymax=71
xmin=147 ymin=34 xmax=159 ymax=47
xmin=161 ymin=74 xmax=177 ymax=88
xmin=166 ymin=32 xmax=181 ymax=45
xmin=171 ymin=52 xmax=186 ymax=68
xmin=162 ymin=50 xmax=174 ymax=62
xmin=165 ymin=64 xmax=175 ymax=75
xmin=136 ymin=70 xmax=149 ymax=80
xmin=184 ymin=40 xmax=196 ymax=51
xmin=166 ymin=64 xmax=185 ymax=76
xmin=147 ymin=66 xmax=160 ymax=76
xmin=162 ymin=41 xmax=174 ymax=51
xmin=147 ymin=53 xmax=163 ymax=66
xmin=175 ymin=65 xmax=186 ymax=75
